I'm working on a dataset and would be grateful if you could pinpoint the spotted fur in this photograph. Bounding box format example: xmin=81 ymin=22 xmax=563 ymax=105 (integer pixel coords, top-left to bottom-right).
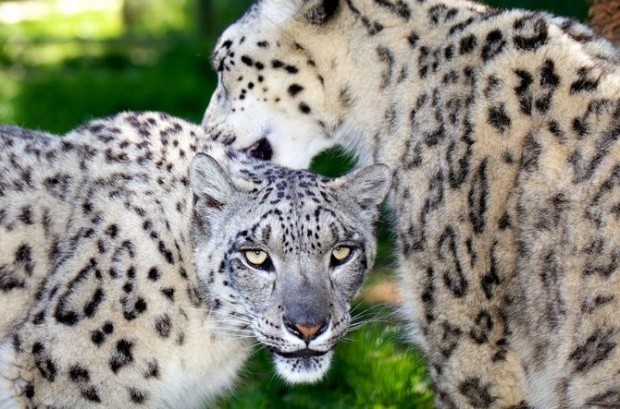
xmin=0 ymin=112 xmax=390 ymax=408
xmin=203 ymin=1 xmax=620 ymax=407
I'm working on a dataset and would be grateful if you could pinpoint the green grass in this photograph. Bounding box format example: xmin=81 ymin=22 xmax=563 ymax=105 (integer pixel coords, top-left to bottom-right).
xmin=0 ymin=1 xmax=590 ymax=407
xmin=216 ymin=306 xmax=433 ymax=409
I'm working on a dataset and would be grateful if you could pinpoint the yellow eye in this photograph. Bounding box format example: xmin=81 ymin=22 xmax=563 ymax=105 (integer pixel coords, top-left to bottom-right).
xmin=332 ymin=246 xmax=351 ymax=262
xmin=245 ymin=250 xmax=269 ymax=266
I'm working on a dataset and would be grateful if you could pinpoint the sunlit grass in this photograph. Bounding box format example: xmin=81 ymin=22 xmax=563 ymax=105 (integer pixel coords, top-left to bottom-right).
xmin=0 ymin=7 xmax=122 ymax=65
xmin=0 ymin=10 xmax=122 ymax=40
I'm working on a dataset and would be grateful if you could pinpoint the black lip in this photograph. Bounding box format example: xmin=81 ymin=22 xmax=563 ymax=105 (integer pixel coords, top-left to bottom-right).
xmin=269 ymin=347 xmax=328 ymax=359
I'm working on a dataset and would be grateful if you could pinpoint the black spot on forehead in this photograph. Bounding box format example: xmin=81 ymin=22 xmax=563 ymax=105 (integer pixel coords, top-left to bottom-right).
xmin=232 ymin=157 xmax=363 ymax=244
xmin=262 ymin=172 xmax=330 ymax=201
xmin=249 ymin=200 xmax=355 ymax=246
xmin=242 ymin=163 xmax=329 ymax=188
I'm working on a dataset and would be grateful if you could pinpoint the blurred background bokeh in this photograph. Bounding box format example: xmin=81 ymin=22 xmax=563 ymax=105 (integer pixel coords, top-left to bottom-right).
xmin=0 ymin=1 xmax=594 ymax=407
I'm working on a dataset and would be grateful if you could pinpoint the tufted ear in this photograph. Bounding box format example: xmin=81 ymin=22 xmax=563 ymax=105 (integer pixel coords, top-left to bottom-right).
xmin=190 ymin=154 xmax=237 ymax=214
xmin=263 ymin=0 xmax=340 ymax=25
xmin=330 ymin=164 xmax=392 ymax=219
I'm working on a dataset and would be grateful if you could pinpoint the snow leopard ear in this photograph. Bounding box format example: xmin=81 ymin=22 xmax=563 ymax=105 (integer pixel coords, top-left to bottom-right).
xmin=330 ymin=164 xmax=392 ymax=219
xmin=190 ymin=154 xmax=237 ymax=213
xmin=263 ymin=0 xmax=339 ymax=25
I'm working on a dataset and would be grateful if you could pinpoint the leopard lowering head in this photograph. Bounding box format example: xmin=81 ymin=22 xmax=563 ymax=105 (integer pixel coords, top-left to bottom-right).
xmin=190 ymin=153 xmax=390 ymax=383
xmin=203 ymin=0 xmax=348 ymax=169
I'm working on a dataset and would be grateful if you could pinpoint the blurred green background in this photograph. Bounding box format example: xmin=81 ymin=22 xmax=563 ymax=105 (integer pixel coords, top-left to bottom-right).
xmin=0 ymin=0 xmax=590 ymax=407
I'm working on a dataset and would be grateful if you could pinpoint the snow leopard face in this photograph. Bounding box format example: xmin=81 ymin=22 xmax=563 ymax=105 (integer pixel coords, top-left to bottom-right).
xmin=190 ymin=153 xmax=390 ymax=382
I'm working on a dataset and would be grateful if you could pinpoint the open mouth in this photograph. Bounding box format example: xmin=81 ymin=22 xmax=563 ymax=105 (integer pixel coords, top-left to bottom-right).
xmin=269 ymin=347 xmax=329 ymax=359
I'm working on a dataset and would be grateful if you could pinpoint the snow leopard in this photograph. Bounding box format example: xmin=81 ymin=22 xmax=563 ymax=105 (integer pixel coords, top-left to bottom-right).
xmin=203 ymin=0 xmax=620 ymax=407
xmin=0 ymin=111 xmax=390 ymax=408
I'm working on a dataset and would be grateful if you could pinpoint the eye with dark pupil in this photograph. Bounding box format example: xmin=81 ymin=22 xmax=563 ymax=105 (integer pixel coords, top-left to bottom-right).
xmin=331 ymin=246 xmax=352 ymax=266
xmin=244 ymin=250 xmax=273 ymax=271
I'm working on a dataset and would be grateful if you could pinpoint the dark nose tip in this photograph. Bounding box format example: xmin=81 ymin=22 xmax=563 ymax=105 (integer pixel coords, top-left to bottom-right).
xmin=244 ymin=137 xmax=273 ymax=161
xmin=283 ymin=316 xmax=329 ymax=343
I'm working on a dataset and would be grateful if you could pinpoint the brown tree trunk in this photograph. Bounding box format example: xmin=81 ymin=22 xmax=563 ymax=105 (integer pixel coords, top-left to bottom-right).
xmin=589 ymin=0 xmax=620 ymax=46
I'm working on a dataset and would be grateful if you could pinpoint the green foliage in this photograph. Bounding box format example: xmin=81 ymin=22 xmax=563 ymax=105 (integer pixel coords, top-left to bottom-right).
xmin=1 ymin=43 xmax=215 ymax=132
xmin=0 ymin=11 xmax=121 ymax=40
xmin=122 ymin=0 xmax=195 ymax=37
xmin=208 ymin=0 xmax=254 ymax=30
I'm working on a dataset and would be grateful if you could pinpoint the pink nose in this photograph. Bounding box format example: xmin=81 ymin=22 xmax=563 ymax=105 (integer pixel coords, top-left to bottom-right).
xmin=283 ymin=316 xmax=329 ymax=343
xmin=295 ymin=324 xmax=322 ymax=341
